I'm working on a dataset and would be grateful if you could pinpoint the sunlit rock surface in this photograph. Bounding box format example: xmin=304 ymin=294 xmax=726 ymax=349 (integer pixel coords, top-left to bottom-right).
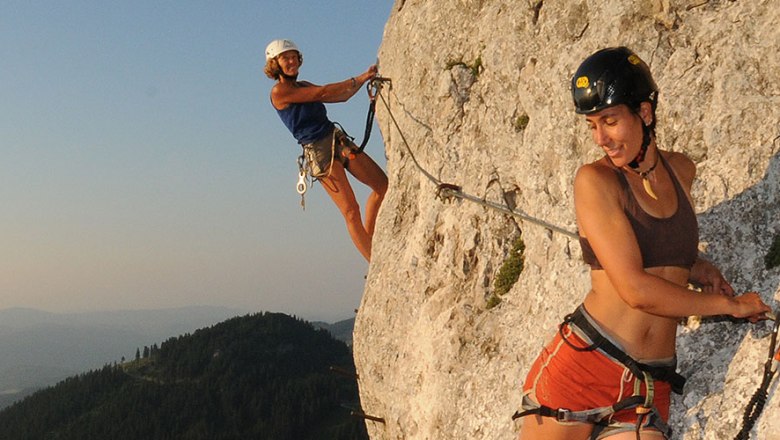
xmin=355 ymin=1 xmax=780 ymax=438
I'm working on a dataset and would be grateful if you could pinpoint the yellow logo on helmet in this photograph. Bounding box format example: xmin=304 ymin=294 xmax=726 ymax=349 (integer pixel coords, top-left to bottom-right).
xmin=575 ymin=76 xmax=589 ymax=89
xmin=628 ymin=54 xmax=642 ymax=65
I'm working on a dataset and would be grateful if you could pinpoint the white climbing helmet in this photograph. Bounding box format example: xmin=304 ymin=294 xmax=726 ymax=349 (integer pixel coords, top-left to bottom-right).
xmin=265 ymin=39 xmax=300 ymax=61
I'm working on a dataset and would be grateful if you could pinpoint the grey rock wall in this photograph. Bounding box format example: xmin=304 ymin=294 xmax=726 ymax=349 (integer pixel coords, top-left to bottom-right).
xmin=354 ymin=0 xmax=780 ymax=438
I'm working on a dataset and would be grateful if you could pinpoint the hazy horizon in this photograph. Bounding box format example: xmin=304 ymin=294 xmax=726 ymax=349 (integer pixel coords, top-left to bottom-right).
xmin=1 ymin=1 xmax=391 ymax=324
xmin=0 ymin=304 xmax=356 ymax=324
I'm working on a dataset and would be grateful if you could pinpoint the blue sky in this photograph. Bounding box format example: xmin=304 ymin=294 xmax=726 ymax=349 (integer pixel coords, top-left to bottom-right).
xmin=0 ymin=0 xmax=393 ymax=322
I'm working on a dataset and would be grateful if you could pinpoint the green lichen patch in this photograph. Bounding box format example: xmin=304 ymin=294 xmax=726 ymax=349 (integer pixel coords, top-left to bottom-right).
xmin=514 ymin=113 xmax=530 ymax=133
xmin=488 ymin=236 xmax=526 ymax=309
xmin=445 ymin=56 xmax=484 ymax=78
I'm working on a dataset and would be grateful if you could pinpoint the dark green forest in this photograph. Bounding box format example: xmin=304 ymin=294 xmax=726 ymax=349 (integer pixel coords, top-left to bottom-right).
xmin=0 ymin=312 xmax=368 ymax=440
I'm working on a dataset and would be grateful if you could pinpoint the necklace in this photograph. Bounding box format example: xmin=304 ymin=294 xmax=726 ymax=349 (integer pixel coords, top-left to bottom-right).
xmin=625 ymin=151 xmax=660 ymax=200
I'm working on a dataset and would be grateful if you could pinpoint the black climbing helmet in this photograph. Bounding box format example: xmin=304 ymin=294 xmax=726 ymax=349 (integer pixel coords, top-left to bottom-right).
xmin=571 ymin=47 xmax=658 ymax=115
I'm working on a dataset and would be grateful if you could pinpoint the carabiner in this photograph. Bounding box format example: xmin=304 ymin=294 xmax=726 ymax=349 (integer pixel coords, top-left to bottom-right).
xmin=367 ymin=76 xmax=391 ymax=101
xmin=296 ymin=171 xmax=307 ymax=195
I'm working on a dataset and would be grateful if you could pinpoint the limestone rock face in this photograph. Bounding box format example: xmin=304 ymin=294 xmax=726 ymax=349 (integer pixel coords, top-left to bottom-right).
xmin=354 ymin=0 xmax=780 ymax=438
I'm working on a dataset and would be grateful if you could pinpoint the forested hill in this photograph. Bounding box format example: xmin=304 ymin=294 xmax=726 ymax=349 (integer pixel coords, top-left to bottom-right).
xmin=0 ymin=312 xmax=368 ymax=440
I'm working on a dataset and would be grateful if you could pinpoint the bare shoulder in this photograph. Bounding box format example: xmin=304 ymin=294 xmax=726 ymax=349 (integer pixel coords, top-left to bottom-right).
xmin=269 ymin=82 xmax=288 ymax=109
xmin=271 ymin=80 xmax=307 ymax=109
xmin=271 ymin=80 xmax=300 ymax=94
xmin=574 ymin=159 xmax=628 ymax=239
xmin=574 ymin=159 xmax=621 ymax=198
xmin=662 ymin=150 xmax=696 ymax=188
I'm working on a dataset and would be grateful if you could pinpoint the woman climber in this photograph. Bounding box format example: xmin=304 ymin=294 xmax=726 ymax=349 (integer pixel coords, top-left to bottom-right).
xmin=264 ymin=39 xmax=387 ymax=262
xmin=516 ymin=47 xmax=771 ymax=439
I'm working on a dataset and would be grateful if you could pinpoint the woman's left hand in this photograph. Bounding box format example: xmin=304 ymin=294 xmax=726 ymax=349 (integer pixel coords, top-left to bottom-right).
xmin=690 ymin=257 xmax=735 ymax=296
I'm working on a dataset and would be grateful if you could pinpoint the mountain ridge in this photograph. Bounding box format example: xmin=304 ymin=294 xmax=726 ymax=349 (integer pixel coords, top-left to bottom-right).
xmin=0 ymin=306 xmax=248 ymax=409
xmin=0 ymin=311 xmax=367 ymax=440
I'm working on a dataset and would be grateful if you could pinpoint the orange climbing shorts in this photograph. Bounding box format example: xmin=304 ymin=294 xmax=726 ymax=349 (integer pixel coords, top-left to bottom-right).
xmin=521 ymin=322 xmax=672 ymax=428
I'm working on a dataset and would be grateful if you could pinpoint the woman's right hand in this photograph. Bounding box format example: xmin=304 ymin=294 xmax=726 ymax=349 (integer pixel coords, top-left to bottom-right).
xmin=359 ymin=65 xmax=378 ymax=83
xmin=730 ymin=292 xmax=772 ymax=323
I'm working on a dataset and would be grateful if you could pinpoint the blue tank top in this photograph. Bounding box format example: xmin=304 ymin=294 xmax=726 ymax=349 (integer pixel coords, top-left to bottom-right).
xmin=276 ymin=100 xmax=334 ymax=145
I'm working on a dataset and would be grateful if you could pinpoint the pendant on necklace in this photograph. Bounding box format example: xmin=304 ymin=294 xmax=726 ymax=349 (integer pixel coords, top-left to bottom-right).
xmin=642 ymin=177 xmax=658 ymax=200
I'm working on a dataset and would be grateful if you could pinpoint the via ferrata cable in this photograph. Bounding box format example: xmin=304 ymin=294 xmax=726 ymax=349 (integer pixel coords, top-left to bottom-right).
xmin=374 ymin=82 xmax=577 ymax=239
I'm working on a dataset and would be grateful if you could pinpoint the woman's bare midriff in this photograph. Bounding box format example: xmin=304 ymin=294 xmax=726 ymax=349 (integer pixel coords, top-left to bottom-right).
xmin=583 ymin=265 xmax=691 ymax=360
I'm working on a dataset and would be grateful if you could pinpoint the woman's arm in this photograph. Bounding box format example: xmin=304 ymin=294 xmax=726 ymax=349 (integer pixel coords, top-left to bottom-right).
xmin=575 ymin=163 xmax=769 ymax=320
xmin=271 ymin=65 xmax=378 ymax=109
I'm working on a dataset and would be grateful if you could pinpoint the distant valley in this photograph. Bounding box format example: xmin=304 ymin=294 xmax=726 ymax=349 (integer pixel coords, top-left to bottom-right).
xmin=0 ymin=306 xmax=249 ymax=408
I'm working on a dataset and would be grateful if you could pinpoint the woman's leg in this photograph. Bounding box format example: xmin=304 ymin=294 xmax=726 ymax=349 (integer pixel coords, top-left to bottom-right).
xmin=343 ymin=152 xmax=387 ymax=236
xmin=518 ymin=415 xmax=594 ymax=440
xmin=606 ymin=431 xmax=666 ymax=439
xmin=320 ymin=161 xmax=373 ymax=261
xmin=519 ymin=418 xmax=665 ymax=440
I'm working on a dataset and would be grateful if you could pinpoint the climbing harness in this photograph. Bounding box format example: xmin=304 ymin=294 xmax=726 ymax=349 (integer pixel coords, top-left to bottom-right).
xmin=293 ymin=76 xmax=390 ymax=210
xmin=295 ymin=125 xmax=343 ymax=210
xmin=734 ymin=310 xmax=780 ymax=440
xmin=513 ymin=310 xmax=780 ymax=439
xmin=374 ymin=79 xmax=578 ymax=239
xmin=559 ymin=309 xmax=686 ymax=394
xmin=512 ymin=307 xmax=681 ymax=439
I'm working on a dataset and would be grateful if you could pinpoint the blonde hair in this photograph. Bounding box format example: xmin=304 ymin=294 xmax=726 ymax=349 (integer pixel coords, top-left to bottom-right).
xmin=263 ymin=52 xmax=303 ymax=80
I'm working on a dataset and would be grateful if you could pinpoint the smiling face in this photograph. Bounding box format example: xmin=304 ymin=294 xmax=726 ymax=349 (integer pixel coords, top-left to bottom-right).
xmin=585 ymin=103 xmax=652 ymax=167
xmin=275 ymin=50 xmax=301 ymax=78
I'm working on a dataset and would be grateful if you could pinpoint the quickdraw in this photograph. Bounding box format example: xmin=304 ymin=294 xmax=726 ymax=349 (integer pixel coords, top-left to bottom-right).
xmin=734 ymin=310 xmax=779 ymax=440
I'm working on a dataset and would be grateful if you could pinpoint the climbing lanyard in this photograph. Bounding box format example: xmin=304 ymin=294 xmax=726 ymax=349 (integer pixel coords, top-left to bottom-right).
xmin=734 ymin=310 xmax=779 ymax=440
xmin=355 ymin=76 xmax=391 ymax=154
